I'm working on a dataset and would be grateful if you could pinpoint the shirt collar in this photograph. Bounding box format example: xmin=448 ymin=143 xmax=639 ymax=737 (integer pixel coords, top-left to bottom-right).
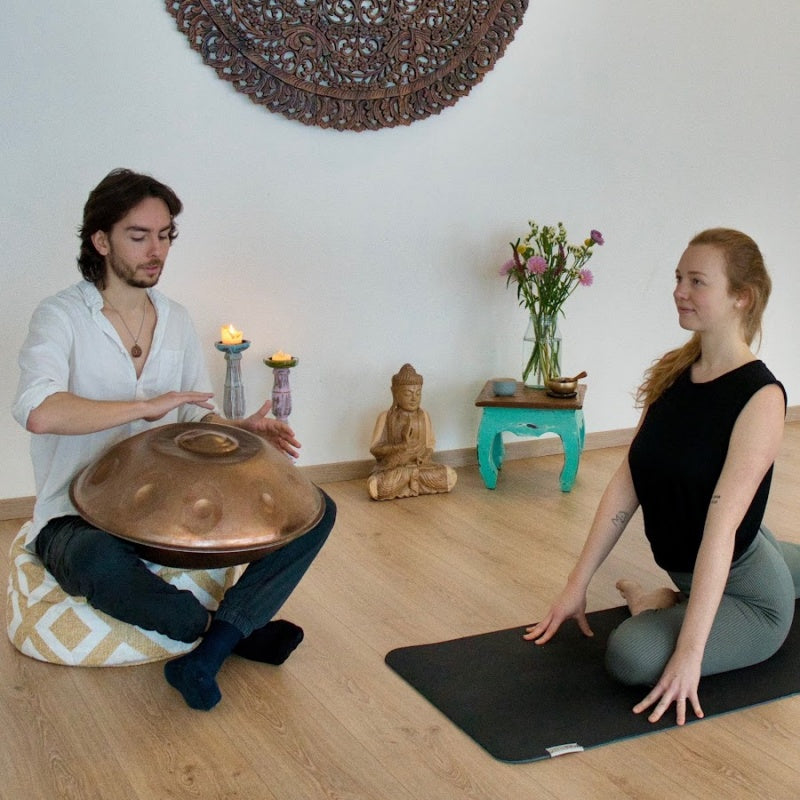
xmin=77 ymin=279 xmax=162 ymax=314
xmin=77 ymin=280 xmax=103 ymax=312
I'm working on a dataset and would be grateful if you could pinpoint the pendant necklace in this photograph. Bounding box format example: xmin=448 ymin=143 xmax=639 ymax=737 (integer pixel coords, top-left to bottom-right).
xmin=103 ymin=295 xmax=148 ymax=358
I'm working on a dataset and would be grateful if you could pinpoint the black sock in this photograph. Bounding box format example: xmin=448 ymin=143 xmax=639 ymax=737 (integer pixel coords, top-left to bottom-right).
xmin=233 ymin=620 xmax=304 ymax=665
xmin=164 ymin=619 xmax=243 ymax=710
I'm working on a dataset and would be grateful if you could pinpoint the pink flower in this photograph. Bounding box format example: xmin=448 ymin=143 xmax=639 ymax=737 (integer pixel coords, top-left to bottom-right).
xmin=499 ymin=258 xmax=516 ymax=276
xmin=590 ymin=230 xmax=604 ymax=245
xmin=578 ymin=268 xmax=594 ymax=286
xmin=526 ymin=256 xmax=548 ymax=275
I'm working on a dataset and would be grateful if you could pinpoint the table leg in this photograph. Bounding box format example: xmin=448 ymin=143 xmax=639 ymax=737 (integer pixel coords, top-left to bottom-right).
xmin=558 ymin=420 xmax=584 ymax=492
xmin=477 ymin=415 xmax=500 ymax=489
xmin=491 ymin=430 xmax=505 ymax=471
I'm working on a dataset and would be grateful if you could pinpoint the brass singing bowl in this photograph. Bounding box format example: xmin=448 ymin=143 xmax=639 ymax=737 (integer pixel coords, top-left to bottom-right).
xmin=546 ymin=377 xmax=578 ymax=395
xmin=70 ymin=422 xmax=324 ymax=568
xmin=546 ymin=370 xmax=587 ymax=396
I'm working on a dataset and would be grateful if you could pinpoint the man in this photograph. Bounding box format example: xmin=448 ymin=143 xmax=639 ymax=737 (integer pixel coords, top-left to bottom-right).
xmin=13 ymin=168 xmax=336 ymax=710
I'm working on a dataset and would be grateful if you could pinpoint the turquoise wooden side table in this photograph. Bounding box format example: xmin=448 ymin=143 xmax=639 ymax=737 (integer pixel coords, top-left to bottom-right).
xmin=475 ymin=381 xmax=586 ymax=492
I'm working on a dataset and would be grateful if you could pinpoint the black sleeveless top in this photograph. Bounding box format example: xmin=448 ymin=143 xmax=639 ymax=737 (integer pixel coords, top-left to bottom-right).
xmin=628 ymin=360 xmax=785 ymax=573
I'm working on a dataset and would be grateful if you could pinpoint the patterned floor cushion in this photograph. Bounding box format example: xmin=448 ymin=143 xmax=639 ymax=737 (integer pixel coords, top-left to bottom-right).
xmin=6 ymin=522 xmax=244 ymax=667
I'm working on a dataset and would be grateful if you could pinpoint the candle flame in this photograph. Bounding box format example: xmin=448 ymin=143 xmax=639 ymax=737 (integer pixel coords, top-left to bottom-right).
xmin=220 ymin=324 xmax=243 ymax=345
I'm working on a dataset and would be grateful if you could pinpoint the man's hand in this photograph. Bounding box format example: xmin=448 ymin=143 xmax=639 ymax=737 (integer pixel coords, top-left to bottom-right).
xmin=143 ymin=391 xmax=215 ymax=422
xmin=238 ymin=400 xmax=301 ymax=459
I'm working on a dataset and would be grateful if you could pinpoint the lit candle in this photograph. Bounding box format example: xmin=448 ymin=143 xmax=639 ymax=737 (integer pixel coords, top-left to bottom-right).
xmin=270 ymin=350 xmax=293 ymax=362
xmin=220 ymin=324 xmax=243 ymax=345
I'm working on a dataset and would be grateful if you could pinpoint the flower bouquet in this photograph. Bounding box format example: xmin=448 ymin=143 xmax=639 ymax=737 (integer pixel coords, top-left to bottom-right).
xmin=501 ymin=220 xmax=604 ymax=386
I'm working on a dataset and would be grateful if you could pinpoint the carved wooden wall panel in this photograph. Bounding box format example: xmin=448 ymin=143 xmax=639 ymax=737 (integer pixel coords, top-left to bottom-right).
xmin=166 ymin=0 xmax=528 ymax=131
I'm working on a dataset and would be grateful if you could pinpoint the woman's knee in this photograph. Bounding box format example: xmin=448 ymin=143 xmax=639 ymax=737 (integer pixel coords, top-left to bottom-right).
xmin=604 ymin=612 xmax=681 ymax=686
xmin=605 ymin=630 xmax=657 ymax=686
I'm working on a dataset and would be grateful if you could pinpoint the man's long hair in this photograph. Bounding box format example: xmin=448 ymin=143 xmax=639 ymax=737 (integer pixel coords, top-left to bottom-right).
xmin=77 ymin=168 xmax=183 ymax=288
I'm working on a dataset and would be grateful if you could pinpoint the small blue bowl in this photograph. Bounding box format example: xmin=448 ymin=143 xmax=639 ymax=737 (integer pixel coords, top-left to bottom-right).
xmin=492 ymin=379 xmax=517 ymax=396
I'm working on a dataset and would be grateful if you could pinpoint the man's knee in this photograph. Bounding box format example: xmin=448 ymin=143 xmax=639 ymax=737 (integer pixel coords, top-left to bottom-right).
xmin=319 ymin=490 xmax=337 ymax=529
xmin=304 ymin=490 xmax=337 ymax=552
xmin=39 ymin=520 xmax=136 ymax=598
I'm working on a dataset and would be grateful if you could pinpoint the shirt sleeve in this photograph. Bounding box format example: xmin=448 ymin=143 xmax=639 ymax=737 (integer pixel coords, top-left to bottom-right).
xmin=12 ymin=299 xmax=73 ymax=429
xmin=176 ymin=311 xmax=218 ymax=424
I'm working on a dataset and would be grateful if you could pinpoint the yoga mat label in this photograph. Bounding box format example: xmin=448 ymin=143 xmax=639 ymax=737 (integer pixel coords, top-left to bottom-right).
xmin=546 ymin=743 xmax=584 ymax=757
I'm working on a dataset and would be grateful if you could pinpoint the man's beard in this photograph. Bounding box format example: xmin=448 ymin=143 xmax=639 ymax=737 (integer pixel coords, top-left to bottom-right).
xmin=107 ymin=249 xmax=163 ymax=288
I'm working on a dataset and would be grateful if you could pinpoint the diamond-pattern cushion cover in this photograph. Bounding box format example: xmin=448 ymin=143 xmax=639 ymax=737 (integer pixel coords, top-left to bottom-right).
xmin=6 ymin=522 xmax=244 ymax=666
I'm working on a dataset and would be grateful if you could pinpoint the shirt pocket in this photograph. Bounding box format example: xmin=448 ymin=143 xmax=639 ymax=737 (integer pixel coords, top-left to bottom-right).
xmin=144 ymin=348 xmax=189 ymax=395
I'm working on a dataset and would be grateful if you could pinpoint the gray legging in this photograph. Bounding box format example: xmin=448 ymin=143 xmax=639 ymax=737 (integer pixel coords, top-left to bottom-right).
xmin=605 ymin=526 xmax=800 ymax=686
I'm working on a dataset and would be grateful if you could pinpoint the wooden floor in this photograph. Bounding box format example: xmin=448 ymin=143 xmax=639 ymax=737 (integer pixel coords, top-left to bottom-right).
xmin=2 ymin=425 xmax=800 ymax=800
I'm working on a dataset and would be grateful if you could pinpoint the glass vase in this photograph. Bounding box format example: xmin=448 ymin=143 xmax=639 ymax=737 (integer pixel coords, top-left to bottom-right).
xmin=522 ymin=313 xmax=562 ymax=388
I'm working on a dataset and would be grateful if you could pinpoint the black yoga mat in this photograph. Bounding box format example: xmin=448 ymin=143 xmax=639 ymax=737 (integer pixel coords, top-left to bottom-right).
xmin=385 ymin=600 xmax=800 ymax=763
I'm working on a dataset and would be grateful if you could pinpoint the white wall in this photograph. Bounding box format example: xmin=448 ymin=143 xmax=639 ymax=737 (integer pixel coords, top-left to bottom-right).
xmin=2 ymin=1 xmax=799 ymax=499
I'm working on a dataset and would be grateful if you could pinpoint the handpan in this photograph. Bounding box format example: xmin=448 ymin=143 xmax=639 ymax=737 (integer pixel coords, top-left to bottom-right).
xmin=70 ymin=422 xmax=324 ymax=568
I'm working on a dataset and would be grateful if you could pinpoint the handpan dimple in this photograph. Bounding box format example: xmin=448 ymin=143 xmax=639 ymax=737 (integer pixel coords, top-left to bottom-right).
xmin=260 ymin=492 xmax=275 ymax=512
xmin=255 ymin=488 xmax=287 ymax=539
xmin=134 ymin=483 xmax=157 ymax=505
xmin=131 ymin=481 xmax=159 ymax=517
xmin=175 ymin=429 xmax=239 ymax=455
xmin=180 ymin=483 xmax=224 ymax=536
xmin=86 ymin=452 xmax=119 ymax=486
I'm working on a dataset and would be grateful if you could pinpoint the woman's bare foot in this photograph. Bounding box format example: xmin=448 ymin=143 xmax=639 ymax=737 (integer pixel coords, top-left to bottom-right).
xmin=616 ymin=579 xmax=680 ymax=615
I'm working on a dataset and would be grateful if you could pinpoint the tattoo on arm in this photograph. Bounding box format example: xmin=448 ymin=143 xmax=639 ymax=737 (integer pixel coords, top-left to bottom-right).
xmin=611 ymin=511 xmax=630 ymax=529
xmin=710 ymin=495 xmax=720 ymax=505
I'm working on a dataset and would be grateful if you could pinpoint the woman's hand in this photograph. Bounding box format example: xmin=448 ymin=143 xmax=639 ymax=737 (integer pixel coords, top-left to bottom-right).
xmin=523 ymin=583 xmax=594 ymax=645
xmin=633 ymin=647 xmax=704 ymax=725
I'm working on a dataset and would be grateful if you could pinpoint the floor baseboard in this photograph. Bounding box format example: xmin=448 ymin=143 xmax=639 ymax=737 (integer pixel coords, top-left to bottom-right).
xmin=0 ymin=427 xmax=634 ymax=521
xmin=3 ymin=408 xmax=798 ymax=521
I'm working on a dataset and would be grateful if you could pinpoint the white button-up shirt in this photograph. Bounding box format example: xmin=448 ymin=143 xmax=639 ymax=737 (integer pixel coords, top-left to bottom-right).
xmin=13 ymin=281 xmax=215 ymax=548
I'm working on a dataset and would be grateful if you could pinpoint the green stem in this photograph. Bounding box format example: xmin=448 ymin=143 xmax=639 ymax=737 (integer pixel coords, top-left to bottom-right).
xmin=523 ymin=314 xmax=561 ymax=386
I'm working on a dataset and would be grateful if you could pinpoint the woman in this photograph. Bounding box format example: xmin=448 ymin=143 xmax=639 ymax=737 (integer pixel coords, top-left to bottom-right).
xmin=525 ymin=228 xmax=800 ymax=725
